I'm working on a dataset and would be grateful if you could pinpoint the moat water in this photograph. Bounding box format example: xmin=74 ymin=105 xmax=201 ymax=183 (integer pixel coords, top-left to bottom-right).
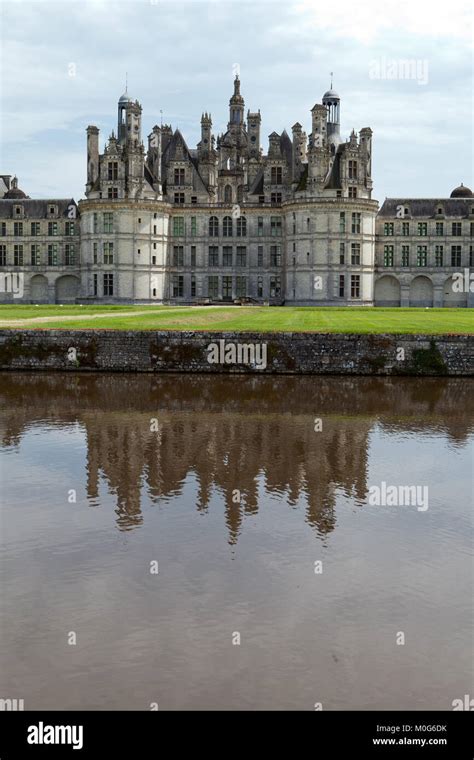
xmin=0 ymin=373 xmax=472 ymax=710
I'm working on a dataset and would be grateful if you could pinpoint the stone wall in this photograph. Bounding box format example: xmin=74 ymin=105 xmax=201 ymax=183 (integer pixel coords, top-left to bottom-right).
xmin=0 ymin=330 xmax=472 ymax=375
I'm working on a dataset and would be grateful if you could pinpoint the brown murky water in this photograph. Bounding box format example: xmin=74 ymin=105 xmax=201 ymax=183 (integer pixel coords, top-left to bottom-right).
xmin=0 ymin=373 xmax=472 ymax=710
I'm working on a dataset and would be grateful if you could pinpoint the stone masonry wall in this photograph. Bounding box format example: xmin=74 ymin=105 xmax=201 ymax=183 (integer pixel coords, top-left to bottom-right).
xmin=0 ymin=330 xmax=472 ymax=375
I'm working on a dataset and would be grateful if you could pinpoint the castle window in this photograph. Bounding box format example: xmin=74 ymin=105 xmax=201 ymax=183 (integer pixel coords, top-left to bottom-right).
xmin=339 ymin=243 xmax=345 ymax=264
xmin=152 ymin=255 xmax=156 ymax=266
xmin=208 ymin=246 xmax=219 ymax=267
xmin=93 ymin=242 xmax=98 ymax=264
xmin=191 ymin=276 xmax=196 ymax=297
xmin=402 ymin=245 xmax=410 ymax=266
xmin=416 ymin=245 xmax=428 ymax=266
xmin=0 ymin=245 xmax=6 ymax=266
xmin=14 ymin=222 xmax=23 ymax=236
xmin=258 ymin=246 xmax=263 ymax=267
xmin=108 ymin=162 xmax=118 ymax=181
xmin=224 ymin=185 xmax=232 ymax=204
xmin=470 ymin=245 xmax=473 ymax=267
xmin=257 ymin=217 xmax=264 ymax=236
xmin=435 ymin=245 xmax=443 ymax=266
xmin=1 ymin=222 xmax=6 ymax=237
xmin=103 ymin=213 xmax=113 ymax=233
xmin=271 ymin=167 xmax=282 ymax=185
xmin=350 ymin=275 xmax=360 ymax=298
xmin=65 ymin=244 xmax=76 ymax=266
xmin=348 ymin=186 xmax=357 ymax=199
xmin=402 ymin=222 xmax=410 ymax=236
xmin=383 ymin=245 xmax=393 ymax=267
xmin=417 ymin=222 xmax=427 ymax=236
xmin=223 ymin=246 xmax=232 ymax=266
xmin=336 ymin=190 xmax=342 ymax=198
xmin=351 ymin=213 xmax=361 ymax=234
xmin=435 ymin=222 xmax=444 ymax=236
xmin=236 ymin=247 xmax=247 ymax=267
xmin=209 ymin=216 xmax=218 ymax=237
xmin=451 ymin=245 xmax=462 ymax=267
xmin=14 ymin=244 xmax=24 ymax=266
xmin=222 ymin=275 xmax=232 ymax=300
xmin=351 ymin=243 xmax=361 ymax=265
xmin=172 ymin=275 xmax=184 ymax=298
xmin=269 ymin=276 xmax=281 ymax=298
xmin=93 ymin=213 xmax=98 ymax=233
xmin=174 ymin=168 xmax=185 ymax=186
xmin=190 ymin=217 xmax=197 ymax=236
xmin=173 ymin=246 xmax=184 ymax=267
xmin=470 ymin=222 xmax=474 ymax=237
xmin=451 ymin=222 xmax=462 ymax=236
xmin=384 ymin=222 xmax=394 ymax=236
xmin=191 ymin=246 xmax=196 ymax=267
xmin=174 ymin=193 xmax=185 ymax=204
xmin=49 ymin=206 xmax=55 ymax=215
xmin=14 ymin=205 xmax=22 ymax=215
xmin=270 ymin=217 xmax=282 ymax=237
xmin=208 ymin=275 xmax=218 ymax=299
xmin=258 ymin=195 xmax=265 ymax=204
xmin=65 ymin=221 xmax=75 ymax=236
xmin=152 ymin=288 xmax=157 ymax=297
xmin=103 ymin=242 xmax=114 ymax=264
xmin=236 ymin=217 xmax=247 ymax=237
xmin=339 ymin=275 xmax=345 ymax=298
xmin=93 ymin=274 xmax=98 ymax=296
xmin=48 ymin=221 xmax=58 ymax=236
xmin=223 ymin=216 xmax=233 ymax=237
xmin=271 ymin=192 xmax=282 ymax=204
xmin=173 ymin=217 xmax=185 ymax=236
xmin=236 ymin=276 xmax=246 ymax=298
xmin=107 ymin=187 xmax=118 ymax=199
xmin=237 ymin=186 xmax=244 ymax=203
xmin=257 ymin=276 xmax=263 ymax=298
xmin=348 ymin=160 xmax=357 ymax=179
xmin=339 ymin=212 xmax=346 ymax=233
xmin=47 ymin=244 xmax=57 ymax=266
xmin=191 ymin=196 xmax=197 ymax=205
xmin=103 ymin=273 xmax=114 ymax=296
xmin=270 ymin=245 xmax=281 ymax=267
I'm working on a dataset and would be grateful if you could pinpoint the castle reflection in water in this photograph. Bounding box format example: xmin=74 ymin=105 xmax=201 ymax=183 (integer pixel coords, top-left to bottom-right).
xmin=1 ymin=373 xmax=472 ymax=542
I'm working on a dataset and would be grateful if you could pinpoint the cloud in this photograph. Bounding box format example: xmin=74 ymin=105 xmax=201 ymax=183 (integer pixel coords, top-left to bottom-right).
xmin=0 ymin=0 xmax=472 ymax=202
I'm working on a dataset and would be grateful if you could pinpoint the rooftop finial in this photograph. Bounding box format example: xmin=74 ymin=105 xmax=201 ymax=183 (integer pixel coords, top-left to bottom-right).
xmin=330 ymin=71 xmax=333 ymax=89
xmin=125 ymin=72 xmax=128 ymax=93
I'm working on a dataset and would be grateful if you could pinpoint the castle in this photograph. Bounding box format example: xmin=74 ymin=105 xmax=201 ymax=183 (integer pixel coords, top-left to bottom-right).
xmin=1 ymin=76 xmax=473 ymax=306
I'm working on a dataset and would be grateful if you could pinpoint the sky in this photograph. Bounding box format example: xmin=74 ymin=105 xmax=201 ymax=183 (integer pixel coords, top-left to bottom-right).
xmin=0 ymin=0 xmax=472 ymax=203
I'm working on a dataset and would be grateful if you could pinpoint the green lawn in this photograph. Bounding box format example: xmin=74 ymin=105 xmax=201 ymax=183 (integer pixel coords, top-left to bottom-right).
xmin=0 ymin=305 xmax=473 ymax=333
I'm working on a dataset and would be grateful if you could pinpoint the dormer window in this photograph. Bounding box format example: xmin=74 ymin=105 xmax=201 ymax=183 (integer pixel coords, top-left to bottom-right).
xmin=14 ymin=205 xmax=23 ymax=216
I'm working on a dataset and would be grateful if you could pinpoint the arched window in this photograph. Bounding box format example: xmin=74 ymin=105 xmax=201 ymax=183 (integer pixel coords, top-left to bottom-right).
xmin=209 ymin=216 xmax=219 ymax=237
xmin=224 ymin=185 xmax=232 ymax=203
xmin=223 ymin=216 xmax=233 ymax=237
xmin=236 ymin=216 xmax=247 ymax=237
xmin=237 ymin=185 xmax=244 ymax=203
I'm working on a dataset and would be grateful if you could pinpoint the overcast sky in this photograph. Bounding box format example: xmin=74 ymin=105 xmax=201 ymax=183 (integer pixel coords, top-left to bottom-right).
xmin=1 ymin=0 xmax=472 ymax=202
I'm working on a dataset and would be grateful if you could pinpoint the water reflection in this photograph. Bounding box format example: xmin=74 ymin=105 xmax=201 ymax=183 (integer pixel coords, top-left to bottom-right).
xmin=1 ymin=373 xmax=472 ymax=541
xmin=1 ymin=373 xmax=473 ymax=711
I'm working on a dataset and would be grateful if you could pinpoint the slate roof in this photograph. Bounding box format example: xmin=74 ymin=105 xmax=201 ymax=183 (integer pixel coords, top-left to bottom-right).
xmin=378 ymin=198 xmax=474 ymax=218
xmin=0 ymin=199 xmax=78 ymax=218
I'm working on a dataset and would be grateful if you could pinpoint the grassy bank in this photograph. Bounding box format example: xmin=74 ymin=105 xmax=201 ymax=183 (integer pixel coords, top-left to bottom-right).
xmin=0 ymin=305 xmax=473 ymax=334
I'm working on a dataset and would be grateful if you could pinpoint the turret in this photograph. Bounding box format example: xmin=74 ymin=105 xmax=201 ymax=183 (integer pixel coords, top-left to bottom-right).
xmin=117 ymin=90 xmax=142 ymax=147
xmin=322 ymin=82 xmax=340 ymax=146
xmin=228 ymin=75 xmax=244 ymax=127
xmin=247 ymin=110 xmax=261 ymax=158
